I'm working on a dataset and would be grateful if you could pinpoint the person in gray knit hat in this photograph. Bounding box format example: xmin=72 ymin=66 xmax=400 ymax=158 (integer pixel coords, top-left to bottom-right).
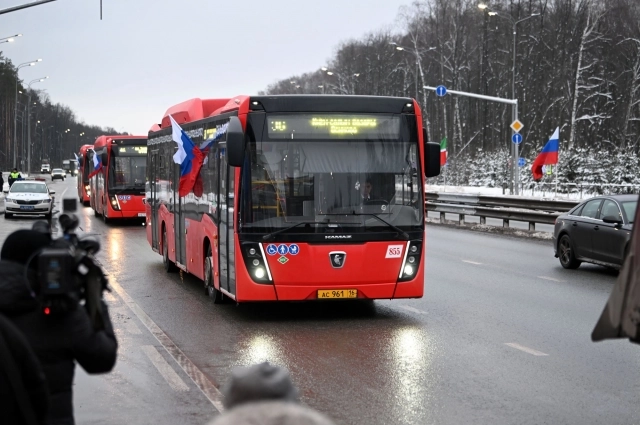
xmin=221 ymin=362 xmax=300 ymax=409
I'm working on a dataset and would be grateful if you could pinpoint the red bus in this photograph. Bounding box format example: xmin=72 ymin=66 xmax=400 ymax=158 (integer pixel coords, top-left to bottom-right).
xmin=146 ymin=95 xmax=440 ymax=303
xmin=77 ymin=144 xmax=93 ymax=205
xmin=90 ymin=135 xmax=148 ymax=222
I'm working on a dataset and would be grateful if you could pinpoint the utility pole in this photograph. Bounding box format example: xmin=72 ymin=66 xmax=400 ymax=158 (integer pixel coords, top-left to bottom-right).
xmin=424 ymin=85 xmax=520 ymax=194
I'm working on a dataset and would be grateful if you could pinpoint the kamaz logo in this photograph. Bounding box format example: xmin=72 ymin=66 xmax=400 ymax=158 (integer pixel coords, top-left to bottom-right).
xmin=324 ymin=235 xmax=352 ymax=239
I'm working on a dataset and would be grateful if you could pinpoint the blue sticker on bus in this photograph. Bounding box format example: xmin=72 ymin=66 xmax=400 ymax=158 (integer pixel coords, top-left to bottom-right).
xmin=288 ymin=244 xmax=300 ymax=255
xmin=266 ymin=244 xmax=278 ymax=256
xmin=118 ymin=195 xmax=131 ymax=201
xmin=277 ymin=244 xmax=289 ymax=256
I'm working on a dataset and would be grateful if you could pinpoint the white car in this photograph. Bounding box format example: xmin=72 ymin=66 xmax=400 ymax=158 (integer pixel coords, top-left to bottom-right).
xmin=51 ymin=168 xmax=66 ymax=181
xmin=4 ymin=179 xmax=55 ymax=219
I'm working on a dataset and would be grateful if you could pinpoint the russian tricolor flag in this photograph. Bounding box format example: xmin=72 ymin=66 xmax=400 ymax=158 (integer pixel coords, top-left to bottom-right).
xmin=171 ymin=116 xmax=226 ymax=197
xmin=88 ymin=149 xmax=102 ymax=178
xmin=532 ymin=127 xmax=559 ymax=181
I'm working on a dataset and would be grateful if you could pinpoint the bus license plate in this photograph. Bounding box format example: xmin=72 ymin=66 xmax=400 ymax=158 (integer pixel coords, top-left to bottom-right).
xmin=20 ymin=205 xmax=35 ymax=211
xmin=138 ymin=213 xmax=146 ymax=217
xmin=318 ymin=289 xmax=357 ymax=299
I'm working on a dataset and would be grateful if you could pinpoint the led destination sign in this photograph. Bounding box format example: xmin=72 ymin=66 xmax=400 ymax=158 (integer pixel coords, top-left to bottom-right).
xmin=116 ymin=146 xmax=148 ymax=156
xmin=267 ymin=114 xmax=400 ymax=139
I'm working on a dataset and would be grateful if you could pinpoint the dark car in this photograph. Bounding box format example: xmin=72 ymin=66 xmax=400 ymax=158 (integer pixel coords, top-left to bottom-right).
xmin=554 ymin=195 xmax=637 ymax=269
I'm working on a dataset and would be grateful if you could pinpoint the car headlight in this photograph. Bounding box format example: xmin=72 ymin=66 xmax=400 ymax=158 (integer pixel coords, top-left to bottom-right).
xmin=40 ymin=199 xmax=52 ymax=204
xmin=6 ymin=197 xmax=16 ymax=203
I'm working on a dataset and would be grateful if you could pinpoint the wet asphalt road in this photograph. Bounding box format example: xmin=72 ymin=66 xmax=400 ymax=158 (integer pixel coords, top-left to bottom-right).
xmin=2 ymin=177 xmax=639 ymax=425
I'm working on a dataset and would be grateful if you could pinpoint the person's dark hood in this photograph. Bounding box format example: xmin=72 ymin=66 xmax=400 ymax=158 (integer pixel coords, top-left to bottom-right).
xmin=0 ymin=260 xmax=38 ymax=316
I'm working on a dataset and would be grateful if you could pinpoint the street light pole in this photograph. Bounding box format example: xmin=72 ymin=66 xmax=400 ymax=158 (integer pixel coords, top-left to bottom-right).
xmin=510 ymin=14 xmax=539 ymax=195
xmin=13 ymin=59 xmax=42 ymax=168
xmin=479 ymin=6 xmax=539 ymax=195
xmin=27 ymin=76 xmax=48 ymax=175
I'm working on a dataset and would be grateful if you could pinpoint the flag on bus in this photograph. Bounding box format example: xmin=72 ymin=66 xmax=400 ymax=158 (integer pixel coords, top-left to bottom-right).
xmin=531 ymin=127 xmax=559 ymax=181
xmin=440 ymin=137 xmax=447 ymax=166
xmin=170 ymin=115 xmax=227 ymax=197
xmin=88 ymin=149 xmax=102 ymax=178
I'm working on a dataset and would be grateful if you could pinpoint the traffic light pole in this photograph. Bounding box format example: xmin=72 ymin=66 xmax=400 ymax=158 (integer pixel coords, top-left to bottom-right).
xmin=423 ymin=86 xmax=521 ymax=195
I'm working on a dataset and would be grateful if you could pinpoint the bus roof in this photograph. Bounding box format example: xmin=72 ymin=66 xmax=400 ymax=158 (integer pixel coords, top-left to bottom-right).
xmin=156 ymin=95 xmax=416 ymax=129
xmin=93 ymin=135 xmax=147 ymax=149
xmin=78 ymin=144 xmax=93 ymax=154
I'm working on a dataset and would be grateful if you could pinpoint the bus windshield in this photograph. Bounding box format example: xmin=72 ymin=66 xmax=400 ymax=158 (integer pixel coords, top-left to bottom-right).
xmin=240 ymin=114 xmax=422 ymax=234
xmin=109 ymin=155 xmax=146 ymax=191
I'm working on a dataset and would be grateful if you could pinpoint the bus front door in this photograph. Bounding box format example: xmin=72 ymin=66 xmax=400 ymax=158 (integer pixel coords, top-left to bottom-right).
xmin=150 ymin=151 xmax=159 ymax=251
xmin=174 ymin=163 xmax=187 ymax=267
xmin=218 ymin=147 xmax=236 ymax=296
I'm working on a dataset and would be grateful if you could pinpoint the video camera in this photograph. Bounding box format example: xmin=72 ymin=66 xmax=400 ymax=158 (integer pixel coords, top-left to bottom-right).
xmin=31 ymin=198 xmax=109 ymax=331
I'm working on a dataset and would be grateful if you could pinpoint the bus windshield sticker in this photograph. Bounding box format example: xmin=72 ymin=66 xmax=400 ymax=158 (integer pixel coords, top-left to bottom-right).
xmin=266 ymin=244 xmax=278 ymax=256
xmin=288 ymin=244 xmax=299 ymax=255
xmin=278 ymin=256 xmax=289 ymax=264
xmin=385 ymin=245 xmax=403 ymax=258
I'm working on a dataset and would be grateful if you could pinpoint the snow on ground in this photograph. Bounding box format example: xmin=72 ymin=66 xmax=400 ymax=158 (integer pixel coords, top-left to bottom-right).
xmin=426 ymin=184 xmax=594 ymax=201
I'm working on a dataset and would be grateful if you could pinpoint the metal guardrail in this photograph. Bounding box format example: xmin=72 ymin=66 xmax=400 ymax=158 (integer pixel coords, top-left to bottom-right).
xmin=425 ymin=192 xmax=580 ymax=231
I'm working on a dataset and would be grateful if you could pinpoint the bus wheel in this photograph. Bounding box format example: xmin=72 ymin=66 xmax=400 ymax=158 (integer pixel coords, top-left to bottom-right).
xmin=204 ymin=246 xmax=224 ymax=303
xmin=163 ymin=229 xmax=177 ymax=273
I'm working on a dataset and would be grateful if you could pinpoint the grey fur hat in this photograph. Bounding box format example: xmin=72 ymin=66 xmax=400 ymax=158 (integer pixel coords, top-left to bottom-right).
xmin=221 ymin=362 xmax=299 ymax=409
xmin=207 ymin=401 xmax=336 ymax=425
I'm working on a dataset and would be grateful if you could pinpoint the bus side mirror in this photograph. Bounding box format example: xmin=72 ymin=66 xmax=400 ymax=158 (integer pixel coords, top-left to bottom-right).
xmin=101 ymin=152 xmax=108 ymax=166
xmin=227 ymin=116 xmax=245 ymax=167
xmin=78 ymin=157 xmax=84 ymax=167
xmin=424 ymin=142 xmax=441 ymax=178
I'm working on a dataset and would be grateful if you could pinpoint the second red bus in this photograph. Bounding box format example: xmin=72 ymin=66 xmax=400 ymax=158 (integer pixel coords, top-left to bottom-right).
xmin=90 ymin=135 xmax=148 ymax=222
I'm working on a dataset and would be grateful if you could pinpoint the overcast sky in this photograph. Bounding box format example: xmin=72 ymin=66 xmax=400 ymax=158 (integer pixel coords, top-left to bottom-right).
xmin=1 ymin=0 xmax=410 ymax=135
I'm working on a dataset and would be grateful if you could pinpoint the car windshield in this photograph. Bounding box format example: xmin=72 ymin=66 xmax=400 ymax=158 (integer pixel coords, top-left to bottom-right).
xmin=622 ymin=200 xmax=637 ymax=223
xmin=239 ymin=114 xmax=422 ymax=234
xmin=52 ymin=169 xmax=63 ymax=173
xmin=10 ymin=183 xmax=47 ymax=193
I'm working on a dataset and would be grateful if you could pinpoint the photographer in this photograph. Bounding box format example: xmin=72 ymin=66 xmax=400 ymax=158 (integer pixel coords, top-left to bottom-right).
xmin=0 ymin=226 xmax=118 ymax=425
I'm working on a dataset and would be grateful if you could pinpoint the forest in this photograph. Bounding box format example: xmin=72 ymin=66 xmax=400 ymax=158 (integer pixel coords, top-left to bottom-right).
xmin=0 ymin=56 xmax=122 ymax=172
xmin=261 ymin=0 xmax=640 ymax=192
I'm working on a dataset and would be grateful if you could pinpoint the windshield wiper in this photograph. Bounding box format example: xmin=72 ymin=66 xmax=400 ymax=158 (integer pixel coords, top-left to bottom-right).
xmin=349 ymin=212 xmax=410 ymax=240
xmin=262 ymin=221 xmax=325 ymax=241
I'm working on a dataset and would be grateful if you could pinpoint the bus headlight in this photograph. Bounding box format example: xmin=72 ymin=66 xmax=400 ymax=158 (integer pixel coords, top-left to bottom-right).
xmin=240 ymin=242 xmax=273 ymax=284
xmin=85 ymin=185 xmax=90 ymax=195
xmin=398 ymin=241 xmax=422 ymax=282
xmin=110 ymin=196 xmax=121 ymax=211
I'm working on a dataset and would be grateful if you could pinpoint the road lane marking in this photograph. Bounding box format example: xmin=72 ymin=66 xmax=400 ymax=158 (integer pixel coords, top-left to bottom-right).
xmin=538 ymin=276 xmax=565 ymax=282
xmin=462 ymin=260 xmax=483 ymax=265
xmin=104 ymin=292 xmax=117 ymax=303
xmin=504 ymin=342 xmax=549 ymax=356
xmin=141 ymin=345 xmax=189 ymax=392
xmin=399 ymin=305 xmax=427 ymax=315
xmin=107 ymin=275 xmax=224 ymax=412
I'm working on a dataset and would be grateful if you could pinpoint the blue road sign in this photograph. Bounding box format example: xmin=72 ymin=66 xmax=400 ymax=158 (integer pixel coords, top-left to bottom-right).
xmin=277 ymin=244 xmax=289 ymax=256
xmin=266 ymin=244 xmax=278 ymax=256
xmin=288 ymin=244 xmax=300 ymax=255
xmin=518 ymin=157 xmax=526 ymax=167
xmin=435 ymin=85 xmax=447 ymax=96
xmin=511 ymin=133 xmax=523 ymax=144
